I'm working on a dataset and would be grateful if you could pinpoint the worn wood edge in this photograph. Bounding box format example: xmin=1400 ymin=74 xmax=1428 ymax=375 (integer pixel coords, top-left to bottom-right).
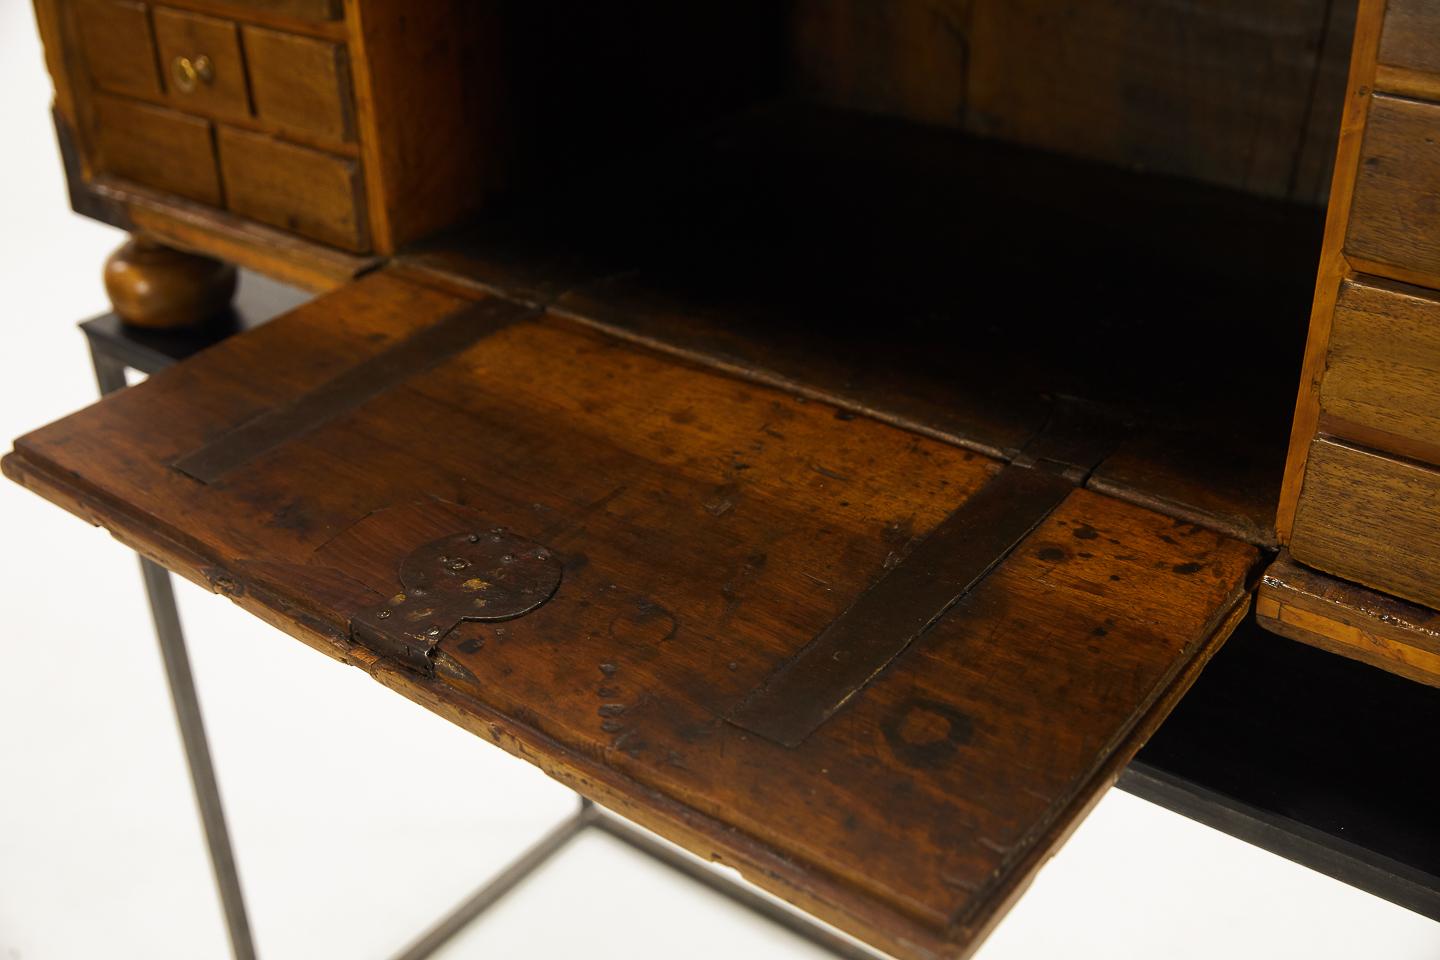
xmin=389 ymin=258 xmax=551 ymax=310
xmin=0 ymin=442 xmax=956 ymax=960
xmin=370 ymin=664 xmax=952 ymax=960
xmin=54 ymin=109 xmax=133 ymax=229
xmin=1317 ymin=412 xmax=1440 ymax=471
xmin=32 ymin=0 xmax=78 ymax=145
xmin=1258 ymin=552 xmax=1440 ymax=687
xmin=105 ymin=182 xmax=380 ymax=292
xmin=1343 ymin=254 xmax=1440 ymax=295
xmin=1375 ymin=63 xmax=1440 ymax=103
xmin=946 ymin=583 xmax=1257 ymax=952
xmin=341 ymin=0 xmax=393 ymax=256
xmin=1276 ymin=0 xmax=1386 ymax=544
xmin=0 ymin=446 xmax=354 ymax=660
xmin=1085 ymin=475 xmax=1277 ymax=548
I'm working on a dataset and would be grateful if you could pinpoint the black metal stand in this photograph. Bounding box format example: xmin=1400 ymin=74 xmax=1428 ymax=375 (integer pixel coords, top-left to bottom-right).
xmin=78 ymin=276 xmax=1440 ymax=958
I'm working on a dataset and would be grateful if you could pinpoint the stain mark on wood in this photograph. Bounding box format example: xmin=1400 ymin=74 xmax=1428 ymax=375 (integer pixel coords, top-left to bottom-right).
xmin=882 ymin=698 xmax=974 ymax=768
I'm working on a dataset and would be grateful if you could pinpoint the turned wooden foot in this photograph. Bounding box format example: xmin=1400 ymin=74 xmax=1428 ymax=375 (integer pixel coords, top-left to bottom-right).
xmin=103 ymin=236 xmax=237 ymax=330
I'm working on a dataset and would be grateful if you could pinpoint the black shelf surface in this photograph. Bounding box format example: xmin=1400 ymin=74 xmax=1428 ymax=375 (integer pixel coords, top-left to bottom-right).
xmin=1126 ymin=614 xmax=1440 ymax=921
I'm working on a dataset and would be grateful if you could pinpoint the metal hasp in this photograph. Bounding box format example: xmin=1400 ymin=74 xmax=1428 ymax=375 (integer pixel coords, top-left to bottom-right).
xmin=728 ymin=398 xmax=1127 ymax=747
xmin=352 ymin=529 xmax=563 ymax=675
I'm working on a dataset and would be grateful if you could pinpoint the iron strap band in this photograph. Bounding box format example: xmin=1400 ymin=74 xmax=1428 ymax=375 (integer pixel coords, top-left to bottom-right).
xmin=173 ymin=297 xmax=539 ymax=484
xmin=727 ymin=399 xmax=1125 ymax=747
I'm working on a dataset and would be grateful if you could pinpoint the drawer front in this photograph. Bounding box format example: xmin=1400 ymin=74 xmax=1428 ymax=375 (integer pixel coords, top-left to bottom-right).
xmin=1345 ymin=94 xmax=1440 ymax=278
xmin=217 ymin=127 xmax=367 ymax=251
xmin=91 ymin=94 xmax=221 ymax=206
xmin=75 ymin=0 xmax=161 ymax=98
xmin=153 ymin=7 xmax=251 ymax=121
xmin=242 ymin=26 xmax=354 ymax=143
xmin=1291 ymin=437 xmax=1440 ymax=610
xmin=1320 ymin=277 xmax=1440 ymax=465
xmin=1379 ymin=0 xmax=1440 ymax=75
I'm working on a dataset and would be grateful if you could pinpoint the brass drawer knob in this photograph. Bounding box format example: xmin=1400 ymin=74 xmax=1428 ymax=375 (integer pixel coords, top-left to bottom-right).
xmin=171 ymin=54 xmax=214 ymax=94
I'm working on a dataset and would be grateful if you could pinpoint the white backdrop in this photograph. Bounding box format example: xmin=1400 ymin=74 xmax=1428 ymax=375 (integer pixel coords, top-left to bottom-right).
xmin=2 ymin=2 xmax=1438 ymax=957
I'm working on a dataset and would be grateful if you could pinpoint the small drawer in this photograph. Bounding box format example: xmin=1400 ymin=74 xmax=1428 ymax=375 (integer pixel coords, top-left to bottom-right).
xmin=75 ymin=0 xmax=161 ymax=98
xmin=153 ymin=7 xmax=251 ymax=121
xmin=216 ymin=126 xmax=368 ymax=251
xmin=1319 ymin=277 xmax=1440 ymax=466
xmin=1379 ymin=0 xmax=1440 ymax=76
xmin=1291 ymin=437 xmax=1440 ymax=611
xmin=91 ymin=94 xmax=222 ymax=206
xmin=1345 ymin=94 xmax=1440 ymax=278
xmin=242 ymin=26 xmax=354 ymax=143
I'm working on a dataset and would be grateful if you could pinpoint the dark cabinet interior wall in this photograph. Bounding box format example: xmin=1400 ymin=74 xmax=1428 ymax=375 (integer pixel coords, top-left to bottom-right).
xmin=787 ymin=0 xmax=1358 ymax=204
xmin=397 ymin=1 xmax=1356 ymax=238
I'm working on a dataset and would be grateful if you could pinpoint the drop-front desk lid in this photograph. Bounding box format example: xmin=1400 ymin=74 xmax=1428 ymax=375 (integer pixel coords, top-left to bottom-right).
xmin=3 ymin=271 xmax=1258 ymax=959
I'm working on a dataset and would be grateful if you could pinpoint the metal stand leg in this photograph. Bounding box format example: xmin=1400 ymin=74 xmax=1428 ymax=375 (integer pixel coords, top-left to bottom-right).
xmin=386 ymin=797 xmax=888 ymax=960
xmin=140 ymin=559 xmax=258 ymax=960
xmin=390 ymin=800 xmax=597 ymax=960
xmin=93 ymin=351 xmax=258 ymax=960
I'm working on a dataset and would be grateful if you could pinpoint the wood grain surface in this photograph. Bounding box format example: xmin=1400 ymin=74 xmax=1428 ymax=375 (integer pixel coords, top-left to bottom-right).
xmin=3 ymin=271 xmax=1258 ymax=959
xmin=216 ymin=126 xmax=367 ymax=251
xmin=1379 ymin=0 xmax=1440 ymax=76
xmin=91 ymin=94 xmax=222 ymax=206
xmin=1320 ymin=277 xmax=1440 ymax=467
xmin=1346 ymin=94 xmax=1440 ymax=280
xmin=242 ymin=25 xmax=354 ymax=143
xmin=1259 ymin=551 xmax=1440 ymax=688
xmin=790 ymin=0 xmax=1354 ymax=203
xmin=1291 ymin=437 xmax=1440 ymax=611
xmin=74 ymin=0 xmax=161 ymax=99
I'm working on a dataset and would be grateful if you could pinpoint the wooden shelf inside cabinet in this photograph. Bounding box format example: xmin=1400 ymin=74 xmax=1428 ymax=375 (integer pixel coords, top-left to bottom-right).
xmin=401 ymin=102 xmax=1326 ymax=549
xmin=4 ymin=269 xmax=1262 ymax=960
xmin=1258 ymin=552 xmax=1440 ymax=688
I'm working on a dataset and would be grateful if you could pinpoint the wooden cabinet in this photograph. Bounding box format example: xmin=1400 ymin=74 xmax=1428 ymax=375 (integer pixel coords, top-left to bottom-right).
xmin=21 ymin=0 xmax=1440 ymax=956
xmin=1271 ymin=0 xmax=1440 ymax=686
xmin=49 ymin=0 xmax=372 ymax=268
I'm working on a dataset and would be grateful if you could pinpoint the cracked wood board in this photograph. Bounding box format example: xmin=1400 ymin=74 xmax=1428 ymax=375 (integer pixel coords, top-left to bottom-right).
xmin=4 ymin=270 xmax=1258 ymax=958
